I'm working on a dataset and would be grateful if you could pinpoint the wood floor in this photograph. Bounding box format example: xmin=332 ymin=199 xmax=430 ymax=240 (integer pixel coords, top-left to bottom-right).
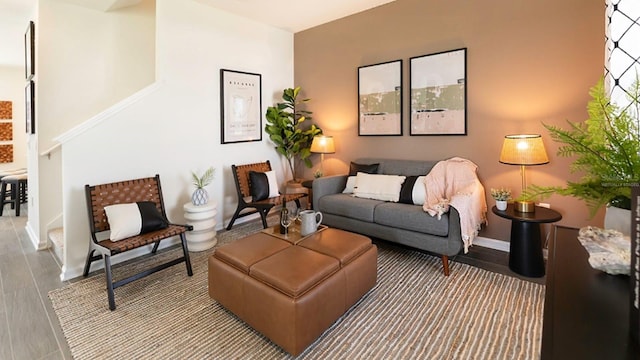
xmin=0 ymin=205 xmax=543 ymax=360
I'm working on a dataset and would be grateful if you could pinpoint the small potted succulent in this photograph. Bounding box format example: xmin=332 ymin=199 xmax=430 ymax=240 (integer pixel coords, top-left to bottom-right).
xmin=191 ymin=166 xmax=215 ymax=206
xmin=491 ymin=188 xmax=511 ymax=211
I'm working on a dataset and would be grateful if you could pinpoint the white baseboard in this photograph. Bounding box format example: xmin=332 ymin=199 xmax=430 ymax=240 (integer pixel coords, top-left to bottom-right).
xmin=474 ymin=236 xmax=509 ymax=252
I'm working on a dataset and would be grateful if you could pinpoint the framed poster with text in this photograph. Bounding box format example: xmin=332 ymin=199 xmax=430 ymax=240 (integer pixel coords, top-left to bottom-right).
xmin=220 ymin=69 xmax=262 ymax=144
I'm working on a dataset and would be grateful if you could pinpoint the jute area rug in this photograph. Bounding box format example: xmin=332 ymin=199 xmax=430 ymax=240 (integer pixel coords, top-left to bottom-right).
xmin=49 ymin=218 xmax=545 ymax=359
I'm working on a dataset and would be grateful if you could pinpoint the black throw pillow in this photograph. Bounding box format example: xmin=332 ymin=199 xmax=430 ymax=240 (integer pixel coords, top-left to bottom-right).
xmin=249 ymin=171 xmax=270 ymax=201
xmin=349 ymin=162 xmax=380 ymax=176
xmin=398 ymin=176 xmax=419 ymax=204
xmin=137 ymin=201 xmax=169 ymax=234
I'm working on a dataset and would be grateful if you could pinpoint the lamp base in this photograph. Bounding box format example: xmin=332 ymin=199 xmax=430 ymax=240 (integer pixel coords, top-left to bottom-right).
xmin=515 ymin=201 xmax=535 ymax=213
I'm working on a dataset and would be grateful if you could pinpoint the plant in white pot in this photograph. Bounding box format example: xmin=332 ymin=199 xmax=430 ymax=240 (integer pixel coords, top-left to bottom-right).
xmin=491 ymin=188 xmax=511 ymax=211
xmin=524 ymin=78 xmax=639 ymax=235
xmin=191 ymin=167 xmax=215 ymax=206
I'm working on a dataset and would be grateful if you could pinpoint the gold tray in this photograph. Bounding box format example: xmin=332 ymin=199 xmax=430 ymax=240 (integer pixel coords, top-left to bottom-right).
xmin=261 ymin=223 xmax=328 ymax=244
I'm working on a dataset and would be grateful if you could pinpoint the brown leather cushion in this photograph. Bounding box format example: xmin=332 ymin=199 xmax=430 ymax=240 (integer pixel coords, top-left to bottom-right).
xmin=214 ymin=233 xmax=290 ymax=273
xmin=298 ymin=229 xmax=372 ymax=266
xmin=250 ymin=246 xmax=340 ymax=298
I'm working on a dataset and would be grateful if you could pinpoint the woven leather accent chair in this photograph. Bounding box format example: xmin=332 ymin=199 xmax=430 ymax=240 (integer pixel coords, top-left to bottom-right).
xmin=226 ymin=160 xmax=307 ymax=230
xmin=83 ymin=174 xmax=193 ymax=310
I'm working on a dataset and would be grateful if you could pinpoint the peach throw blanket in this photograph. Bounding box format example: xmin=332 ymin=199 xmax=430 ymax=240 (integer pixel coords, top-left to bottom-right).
xmin=422 ymin=157 xmax=487 ymax=253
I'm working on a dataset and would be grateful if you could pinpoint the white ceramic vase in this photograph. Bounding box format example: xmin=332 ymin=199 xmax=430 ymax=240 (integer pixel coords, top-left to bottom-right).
xmin=496 ymin=200 xmax=508 ymax=211
xmin=191 ymin=188 xmax=209 ymax=206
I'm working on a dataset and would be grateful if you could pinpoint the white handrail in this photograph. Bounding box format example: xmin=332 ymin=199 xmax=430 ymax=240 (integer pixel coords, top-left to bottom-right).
xmin=40 ymin=142 xmax=62 ymax=159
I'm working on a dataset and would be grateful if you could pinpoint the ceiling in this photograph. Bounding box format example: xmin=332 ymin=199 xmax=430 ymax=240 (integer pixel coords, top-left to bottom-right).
xmin=0 ymin=0 xmax=395 ymax=68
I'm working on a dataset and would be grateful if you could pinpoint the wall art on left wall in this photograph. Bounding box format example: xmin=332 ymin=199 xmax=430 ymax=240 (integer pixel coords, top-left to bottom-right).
xmin=25 ymin=21 xmax=34 ymax=80
xmin=25 ymin=80 xmax=35 ymax=134
xmin=220 ymin=69 xmax=262 ymax=144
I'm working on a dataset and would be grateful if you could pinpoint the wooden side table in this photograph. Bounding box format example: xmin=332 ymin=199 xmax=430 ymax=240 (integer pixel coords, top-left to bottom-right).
xmin=492 ymin=204 xmax=562 ymax=277
xmin=183 ymin=201 xmax=218 ymax=251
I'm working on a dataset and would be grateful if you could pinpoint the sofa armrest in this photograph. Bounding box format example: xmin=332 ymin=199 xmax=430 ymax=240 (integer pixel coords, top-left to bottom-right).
xmin=312 ymin=175 xmax=348 ymax=210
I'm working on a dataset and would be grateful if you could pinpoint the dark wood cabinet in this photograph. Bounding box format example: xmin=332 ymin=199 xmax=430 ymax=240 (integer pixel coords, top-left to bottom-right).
xmin=541 ymin=225 xmax=637 ymax=359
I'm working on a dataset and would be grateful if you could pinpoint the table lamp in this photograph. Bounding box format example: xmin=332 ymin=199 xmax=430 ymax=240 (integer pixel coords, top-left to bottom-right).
xmin=499 ymin=134 xmax=549 ymax=212
xmin=310 ymin=135 xmax=335 ymax=177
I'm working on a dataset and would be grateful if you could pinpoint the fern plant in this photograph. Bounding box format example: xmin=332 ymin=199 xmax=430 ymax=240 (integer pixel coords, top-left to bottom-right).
xmin=192 ymin=167 xmax=215 ymax=189
xmin=524 ymin=78 xmax=639 ymax=217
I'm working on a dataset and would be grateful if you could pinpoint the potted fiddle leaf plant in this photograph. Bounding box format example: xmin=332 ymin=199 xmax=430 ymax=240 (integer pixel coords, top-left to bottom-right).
xmin=265 ymin=87 xmax=323 ymax=182
xmin=191 ymin=166 xmax=215 ymax=206
xmin=524 ymin=78 xmax=639 ymax=233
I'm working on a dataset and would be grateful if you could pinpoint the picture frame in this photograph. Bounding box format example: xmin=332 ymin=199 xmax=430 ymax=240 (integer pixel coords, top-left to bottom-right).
xmin=358 ymin=59 xmax=402 ymax=136
xmin=220 ymin=69 xmax=262 ymax=144
xmin=25 ymin=21 xmax=34 ymax=81
xmin=409 ymin=48 xmax=467 ymax=136
xmin=25 ymin=80 xmax=35 ymax=134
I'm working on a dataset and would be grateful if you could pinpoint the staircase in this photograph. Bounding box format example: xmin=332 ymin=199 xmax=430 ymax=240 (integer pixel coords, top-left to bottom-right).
xmin=48 ymin=227 xmax=64 ymax=266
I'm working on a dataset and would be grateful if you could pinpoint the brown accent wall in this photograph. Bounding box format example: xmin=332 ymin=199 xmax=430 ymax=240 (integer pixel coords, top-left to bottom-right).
xmin=294 ymin=0 xmax=604 ymax=241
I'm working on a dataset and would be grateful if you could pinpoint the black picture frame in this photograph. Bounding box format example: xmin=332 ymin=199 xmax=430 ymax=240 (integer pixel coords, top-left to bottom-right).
xmin=409 ymin=48 xmax=467 ymax=136
xmin=357 ymin=59 xmax=403 ymax=136
xmin=220 ymin=69 xmax=262 ymax=144
xmin=25 ymin=80 xmax=35 ymax=134
xmin=25 ymin=21 xmax=34 ymax=81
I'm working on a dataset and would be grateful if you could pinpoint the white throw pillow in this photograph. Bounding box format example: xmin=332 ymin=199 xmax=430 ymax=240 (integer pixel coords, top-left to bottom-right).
xmin=104 ymin=201 xmax=169 ymax=241
xmin=353 ymin=172 xmax=406 ymax=202
xmin=412 ymin=176 xmax=427 ymax=205
xmin=265 ymin=170 xmax=280 ymax=198
xmin=104 ymin=203 xmax=142 ymax=241
xmin=343 ymin=176 xmax=356 ymax=193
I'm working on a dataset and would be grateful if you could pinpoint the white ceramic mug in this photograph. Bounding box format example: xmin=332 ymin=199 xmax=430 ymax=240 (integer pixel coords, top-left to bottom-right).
xmin=300 ymin=210 xmax=323 ymax=236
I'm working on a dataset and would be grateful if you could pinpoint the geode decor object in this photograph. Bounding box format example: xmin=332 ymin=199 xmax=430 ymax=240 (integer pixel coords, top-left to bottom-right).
xmin=577 ymin=226 xmax=631 ymax=275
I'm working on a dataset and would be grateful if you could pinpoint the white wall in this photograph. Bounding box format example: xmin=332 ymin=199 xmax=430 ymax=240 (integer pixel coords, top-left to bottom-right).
xmin=0 ymin=66 xmax=27 ymax=171
xmin=30 ymin=0 xmax=156 ymax=249
xmin=60 ymin=0 xmax=294 ymax=279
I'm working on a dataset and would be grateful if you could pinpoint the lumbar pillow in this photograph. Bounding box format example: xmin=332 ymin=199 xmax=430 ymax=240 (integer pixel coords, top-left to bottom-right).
xmin=349 ymin=162 xmax=379 ymax=176
xmin=398 ymin=175 xmax=427 ymax=205
xmin=104 ymin=201 xmax=169 ymax=241
xmin=343 ymin=176 xmax=357 ymax=193
xmin=249 ymin=170 xmax=280 ymax=201
xmin=353 ymin=172 xmax=406 ymax=202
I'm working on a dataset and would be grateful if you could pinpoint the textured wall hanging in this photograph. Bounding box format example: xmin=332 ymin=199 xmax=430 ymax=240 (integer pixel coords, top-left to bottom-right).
xmin=0 ymin=144 xmax=13 ymax=163
xmin=0 ymin=101 xmax=11 ymax=119
xmin=0 ymin=122 xmax=12 ymax=141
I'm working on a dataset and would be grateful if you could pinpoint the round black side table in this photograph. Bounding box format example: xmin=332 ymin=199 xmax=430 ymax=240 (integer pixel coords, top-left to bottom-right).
xmin=492 ymin=204 xmax=562 ymax=277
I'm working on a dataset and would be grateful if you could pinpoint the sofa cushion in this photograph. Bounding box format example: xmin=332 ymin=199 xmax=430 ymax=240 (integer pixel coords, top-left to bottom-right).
xmin=349 ymin=162 xmax=379 ymax=176
xmin=318 ymin=193 xmax=383 ymax=222
xmin=374 ymin=202 xmax=449 ymax=236
xmin=353 ymin=173 xmax=406 ymax=202
xmin=398 ymin=175 xmax=427 ymax=205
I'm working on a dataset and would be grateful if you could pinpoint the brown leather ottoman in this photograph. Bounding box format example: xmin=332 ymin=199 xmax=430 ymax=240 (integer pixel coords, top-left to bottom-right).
xmin=208 ymin=228 xmax=377 ymax=356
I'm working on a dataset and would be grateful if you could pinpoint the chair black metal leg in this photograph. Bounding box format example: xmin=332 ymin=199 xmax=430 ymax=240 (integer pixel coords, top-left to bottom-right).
xmin=294 ymin=199 xmax=301 ymax=210
xmin=151 ymin=241 xmax=160 ymax=253
xmin=0 ymin=181 xmax=7 ymax=216
xmin=104 ymin=255 xmax=116 ymax=311
xmin=259 ymin=209 xmax=269 ymax=228
xmin=83 ymin=249 xmax=95 ymax=277
xmin=180 ymin=233 xmax=193 ymax=276
xmin=226 ymin=208 xmax=243 ymax=230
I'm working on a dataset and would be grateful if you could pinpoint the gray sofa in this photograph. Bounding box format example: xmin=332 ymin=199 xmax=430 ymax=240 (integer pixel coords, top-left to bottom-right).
xmin=312 ymin=158 xmax=463 ymax=276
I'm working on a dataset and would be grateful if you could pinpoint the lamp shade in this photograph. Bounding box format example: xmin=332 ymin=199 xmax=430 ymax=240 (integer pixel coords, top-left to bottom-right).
xmin=499 ymin=134 xmax=549 ymax=166
xmin=310 ymin=135 xmax=335 ymax=154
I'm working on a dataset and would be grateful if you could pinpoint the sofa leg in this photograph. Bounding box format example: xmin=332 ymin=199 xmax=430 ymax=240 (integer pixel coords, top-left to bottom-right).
xmin=441 ymin=255 xmax=450 ymax=276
